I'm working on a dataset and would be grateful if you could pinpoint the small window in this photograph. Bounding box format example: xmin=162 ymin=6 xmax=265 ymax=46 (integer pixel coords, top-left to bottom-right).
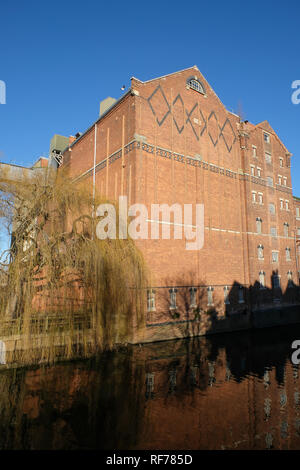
xmin=252 ymin=146 xmax=257 ymax=158
xmin=273 ymin=274 xmax=280 ymax=289
xmin=252 ymin=191 xmax=257 ymax=203
xmin=259 ymin=271 xmax=266 ymax=288
xmin=256 ymin=218 xmax=262 ymax=234
xmin=145 ymin=373 xmax=155 ymax=396
xmin=207 ymin=287 xmax=214 ymax=306
xmin=265 ymin=153 xmax=272 ymax=164
xmin=283 ymin=223 xmax=289 ymax=238
xmin=297 ymin=228 xmax=300 ymax=237
xmin=280 ymin=199 xmax=284 ymax=210
xmin=258 ymin=244 xmax=264 ymax=260
xmin=264 ymin=133 xmax=270 ymax=143
xmin=287 ymin=271 xmax=293 ymax=287
xmin=189 ymin=287 xmax=197 ymax=309
xmin=267 ymin=176 xmax=273 ymax=187
xmin=269 ymin=203 xmax=275 ymax=215
xmin=272 ymin=251 xmax=279 ymax=263
xmin=257 ymin=167 xmax=262 ymax=177
xmin=297 ymin=207 xmax=300 ymax=218
xmin=250 ymin=165 xmax=255 ymax=176
xmin=238 ymin=286 xmax=244 ymax=304
xmin=283 ymin=177 xmax=287 ymax=186
xmin=187 ymin=78 xmax=205 ymax=94
xmin=285 ymin=200 xmax=289 ymax=211
xmin=270 ymin=227 xmax=277 ymax=237
xmin=279 ymin=158 xmax=283 ymax=168
xmin=169 ymin=288 xmax=177 ymax=309
xmin=147 ymin=289 xmax=156 ymax=312
xmin=224 ymin=286 xmax=230 ymax=305
xmin=286 ymin=248 xmax=291 ymax=261
xmin=258 ymin=193 xmax=263 ymax=205
xmin=278 ymin=175 xmax=282 ymax=185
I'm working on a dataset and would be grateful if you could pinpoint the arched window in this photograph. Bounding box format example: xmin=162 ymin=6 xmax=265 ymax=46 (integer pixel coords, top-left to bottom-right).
xmin=187 ymin=77 xmax=205 ymax=95
xmin=259 ymin=271 xmax=266 ymax=288
xmin=189 ymin=287 xmax=197 ymax=308
xmin=258 ymin=244 xmax=264 ymax=260
xmin=169 ymin=288 xmax=177 ymax=310
xmin=256 ymin=217 xmax=262 ymax=234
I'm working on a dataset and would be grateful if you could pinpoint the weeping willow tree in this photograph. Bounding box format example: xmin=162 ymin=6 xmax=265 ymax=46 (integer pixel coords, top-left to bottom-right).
xmin=0 ymin=167 xmax=147 ymax=364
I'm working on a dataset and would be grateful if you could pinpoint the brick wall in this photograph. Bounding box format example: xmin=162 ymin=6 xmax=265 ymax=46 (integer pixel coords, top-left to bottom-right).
xmin=59 ymin=66 xmax=300 ymax=341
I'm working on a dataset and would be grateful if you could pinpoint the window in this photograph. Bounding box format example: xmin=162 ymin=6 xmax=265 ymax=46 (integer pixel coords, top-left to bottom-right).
xmin=145 ymin=373 xmax=155 ymax=396
xmin=283 ymin=223 xmax=289 ymax=238
xmin=265 ymin=153 xmax=272 ymax=164
xmin=256 ymin=218 xmax=262 ymax=234
xmin=147 ymin=289 xmax=156 ymax=312
xmin=296 ymin=207 xmax=300 ymax=218
xmin=273 ymin=274 xmax=280 ymax=289
xmin=252 ymin=146 xmax=257 ymax=158
xmin=252 ymin=191 xmax=257 ymax=203
xmin=257 ymin=167 xmax=262 ymax=177
xmin=238 ymin=286 xmax=244 ymax=304
xmin=283 ymin=177 xmax=287 ymax=186
xmin=285 ymin=200 xmax=289 ymax=211
xmin=278 ymin=175 xmax=282 ymax=185
xmin=272 ymin=251 xmax=279 ymax=263
xmin=280 ymin=199 xmax=284 ymax=210
xmin=297 ymin=228 xmax=300 ymax=237
xmin=187 ymin=78 xmax=205 ymax=94
xmin=258 ymin=193 xmax=263 ymax=205
xmin=259 ymin=271 xmax=266 ymax=288
xmin=286 ymin=248 xmax=291 ymax=261
xmin=207 ymin=287 xmax=214 ymax=306
xmin=287 ymin=271 xmax=293 ymax=287
xmin=269 ymin=203 xmax=275 ymax=215
xmin=189 ymin=287 xmax=197 ymax=309
xmin=250 ymin=165 xmax=255 ymax=176
xmin=267 ymin=176 xmax=273 ymax=187
xmin=224 ymin=286 xmax=230 ymax=305
xmin=270 ymin=227 xmax=277 ymax=237
xmin=169 ymin=288 xmax=177 ymax=309
xmin=264 ymin=133 xmax=270 ymax=143
xmin=279 ymin=158 xmax=283 ymax=168
xmin=258 ymin=244 xmax=264 ymax=260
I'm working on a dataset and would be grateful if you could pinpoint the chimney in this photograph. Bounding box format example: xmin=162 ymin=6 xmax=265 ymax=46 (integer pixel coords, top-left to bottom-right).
xmin=99 ymin=97 xmax=117 ymax=117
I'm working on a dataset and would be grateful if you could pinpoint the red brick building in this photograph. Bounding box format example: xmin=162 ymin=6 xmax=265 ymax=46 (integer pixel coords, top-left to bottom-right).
xmin=50 ymin=66 xmax=300 ymax=341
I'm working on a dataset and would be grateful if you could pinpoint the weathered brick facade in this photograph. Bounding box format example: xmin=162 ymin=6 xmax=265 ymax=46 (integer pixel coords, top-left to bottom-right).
xmin=59 ymin=66 xmax=300 ymax=342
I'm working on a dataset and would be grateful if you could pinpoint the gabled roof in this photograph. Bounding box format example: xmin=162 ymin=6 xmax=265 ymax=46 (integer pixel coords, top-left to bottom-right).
xmin=252 ymin=120 xmax=291 ymax=155
xmin=131 ymin=66 xmax=199 ymax=84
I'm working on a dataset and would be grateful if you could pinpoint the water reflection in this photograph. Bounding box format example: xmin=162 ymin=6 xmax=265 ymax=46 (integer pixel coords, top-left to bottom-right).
xmin=1 ymin=324 xmax=300 ymax=449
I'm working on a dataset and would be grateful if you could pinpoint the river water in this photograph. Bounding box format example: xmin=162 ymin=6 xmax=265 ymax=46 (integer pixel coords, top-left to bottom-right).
xmin=1 ymin=324 xmax=300 ymax=450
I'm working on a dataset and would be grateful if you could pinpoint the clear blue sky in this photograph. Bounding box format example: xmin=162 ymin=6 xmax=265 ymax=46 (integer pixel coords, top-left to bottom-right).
xmin=0 ymin=0 xmax=300 ymax=197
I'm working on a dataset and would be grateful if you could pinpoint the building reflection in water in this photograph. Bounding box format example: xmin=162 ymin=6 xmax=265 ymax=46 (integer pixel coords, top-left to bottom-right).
xmin=1 ymin=324 xmax=300 ymax=449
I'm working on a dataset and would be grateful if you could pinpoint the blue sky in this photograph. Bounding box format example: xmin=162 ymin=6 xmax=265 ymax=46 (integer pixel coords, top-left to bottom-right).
xmin=0 ymin=0 xmax=300 ymax=198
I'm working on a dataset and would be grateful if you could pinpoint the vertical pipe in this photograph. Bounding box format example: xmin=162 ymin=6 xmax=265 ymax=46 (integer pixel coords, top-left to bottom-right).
xmin=93 ymin=123 xmax=97 ymax=203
